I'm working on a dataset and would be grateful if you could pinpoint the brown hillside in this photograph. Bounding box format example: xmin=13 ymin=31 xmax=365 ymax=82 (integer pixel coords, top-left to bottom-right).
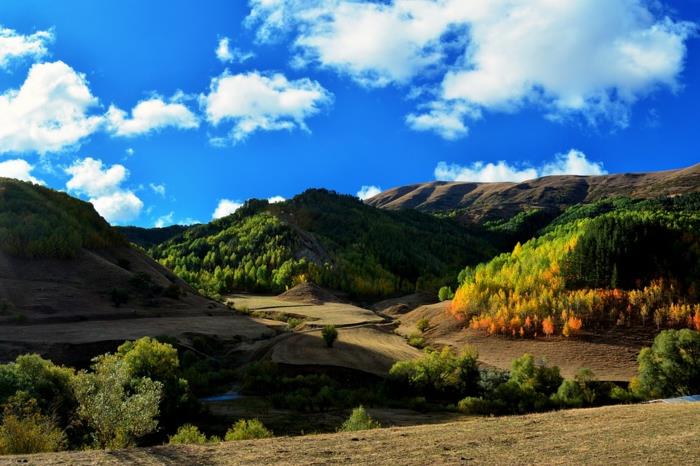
xmin=366 ymin=163 xmax=700 ymax=221
xmin=7 ymin=403 xmax=698 ymax=465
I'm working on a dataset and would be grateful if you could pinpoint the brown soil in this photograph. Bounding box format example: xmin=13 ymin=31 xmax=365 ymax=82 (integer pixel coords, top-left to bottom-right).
xmin=8 ymin=403 xmax=698 ymax=465
xmin=397 ymin=301 xmax=651 ymax=381
xmin=277 ymin=283 xmax=344 ymax=305
xmin=371 ymin=292 xmax=436 ymax=316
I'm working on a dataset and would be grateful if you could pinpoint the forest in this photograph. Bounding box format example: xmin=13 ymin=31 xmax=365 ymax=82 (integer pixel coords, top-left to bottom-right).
xmin=149 ymin=189 xmax=496 ymax=299
xmin=451 ymin=194 xmax=700 ymax=337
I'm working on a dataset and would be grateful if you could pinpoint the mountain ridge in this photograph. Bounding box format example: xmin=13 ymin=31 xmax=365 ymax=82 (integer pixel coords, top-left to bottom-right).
xmin=366 ymin=162 xmax=700 ymax=222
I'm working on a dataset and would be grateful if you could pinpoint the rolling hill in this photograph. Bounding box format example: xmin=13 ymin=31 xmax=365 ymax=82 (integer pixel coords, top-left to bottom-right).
xmin=148 ymin=189 xmax=497 ymax=299
xmin=366 ymin=162 xmax=700 ymax=223
xmin=0 ymin=178 xmax=271 ymax=366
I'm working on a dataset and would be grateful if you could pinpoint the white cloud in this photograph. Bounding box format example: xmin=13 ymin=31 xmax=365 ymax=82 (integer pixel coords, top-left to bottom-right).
xmin=247 ymin=0 xmax=696 ymax=136
xmin=357 ymin=185 xmax=382 ymax=200
xmin=0 ymin=159 xmax=43 ymax=184
xmin=0 ymin=61 xmax=102 ymax=154
xmin=216 ymin=37 xmax=255 ymax=64
xmin=154 ymin=212 xmax=174 ymax=228
xmin=65 ymin=157 xmax=126 ymax=197
xmin=540 ymin=150 xmax=607 ymax=177
xmin=201 ymin=71 xmax=332 ymax=143
xmin=0 ymin=26 xmax=53 ymax=69
xmin=435 ymin=149 xmax=607 ymax=183
xmin=90 ymin=191 xmax=144 ymax=225
xmin=107 ymin=95 xmax=199 ymax=137
xmin=212 ymin=198 xmax=243 ymax=219
xmin=268 ymin=195 xmax=285 ymax=203
xmin=150 ymin=182 xmax=166 ymax=197
xmin=125 ymin=147 xmax=135 ymax=156
xmin=65 ymin=157 xmax=143 ymax=224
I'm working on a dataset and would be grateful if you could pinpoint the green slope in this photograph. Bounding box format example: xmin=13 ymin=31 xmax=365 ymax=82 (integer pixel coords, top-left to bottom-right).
xmin=150 ymin=189 xmax=496 ymax=299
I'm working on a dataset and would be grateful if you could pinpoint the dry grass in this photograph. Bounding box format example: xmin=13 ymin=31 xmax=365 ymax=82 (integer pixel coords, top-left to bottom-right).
xmin=270 ymin=326 xmax=422 ymax=375
xmin=6 ymin=403 xmax=698 ymax=465
xmin=227 ymin=294 xmax=385 ymax=327
xmin=397 ymin=302 xmax=648 ymax=381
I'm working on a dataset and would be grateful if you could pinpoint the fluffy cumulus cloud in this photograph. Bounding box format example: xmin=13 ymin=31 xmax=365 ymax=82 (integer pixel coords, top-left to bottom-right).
xmin=216 ymin=37 xmax=255 ymax=64
xmin=247 ymin=0 xmax=696 ymax=136
xmin=106 ymin=95 xmax=199 ymax=137
xmin=154 ymin=212 xmax=174 ymax=228
xmin=212 ymin=198 xmax=243 ymax=219
xmin=65 ymin=157 xmax=143 ymax=224
xmin=202 ymin=71 xmax=332 ymax=142
xmin=435 ymin=150 xmax=607 ymax=183
xmin=357 ymin=185 xmax=382 ymax=200
xmin=0 ymin=159 xmax=43 ymax=184
xmin=0 ymin=61 xmax=102 ymax=154
xmin=0 ymin=26 xmax=53 ymax=69
xmin=268 ymin=195 xmax=285 ymax=203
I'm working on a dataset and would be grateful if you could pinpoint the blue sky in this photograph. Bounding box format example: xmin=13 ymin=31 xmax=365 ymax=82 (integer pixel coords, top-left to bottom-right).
xmin=0 ymin=0 xmax=698 ymax=226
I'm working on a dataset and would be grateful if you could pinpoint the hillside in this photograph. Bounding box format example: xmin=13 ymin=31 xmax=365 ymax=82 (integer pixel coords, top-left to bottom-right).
xmin=117 ymin=224 xmax=191 ymax=249
xmin=150 ymin=189 xmax=496 ymax=299
xmin=366 ymin=163 xmax=700 ymax=223
xmin=0 ymin=179 xmax=270 ymax=366
xmin=7 ymin=403 xmax=698 ymax=465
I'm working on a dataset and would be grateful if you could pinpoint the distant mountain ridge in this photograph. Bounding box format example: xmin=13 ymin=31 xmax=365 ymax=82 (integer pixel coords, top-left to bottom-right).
xmin=366 ymin=163 xmax=700 ymax=222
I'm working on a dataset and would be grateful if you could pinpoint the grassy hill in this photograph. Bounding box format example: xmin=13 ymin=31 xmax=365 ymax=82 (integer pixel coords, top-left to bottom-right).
xmin=366 ymin=162 xmax=700 ymax=223
xmin=7 ymin=403 xmax=698 ymax=465
xmin=149 ymin=189 xmax=496 ymax=299
xmin=0 ymin=179 xmax=242 ymax=366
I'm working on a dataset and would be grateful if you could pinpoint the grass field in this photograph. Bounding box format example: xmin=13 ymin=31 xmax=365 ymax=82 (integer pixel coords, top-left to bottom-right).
xmin=5 ymin=403 xmax=697 ymax=465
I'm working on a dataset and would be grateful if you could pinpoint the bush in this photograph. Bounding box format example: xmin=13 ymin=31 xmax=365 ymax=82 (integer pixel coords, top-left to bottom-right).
xmin=438 ymin=286 xmax=454 ymax=302
xmin=322 ymin=325 xmax=338 ymax=348
xmin=168 ymin=424 xmax=208 ymax=445
xmin=0 ymin=394 xmax=66 ymax=455
xmin=552 ymin=368 xmax=597 ymax=408
xmin=633 ymin=329 xmax=700 ymax=399
xmin=224 ymin=419 xmax=272 ymax=441
xmin=339 ymin=406 xmax=381 ymax=432
xmin=457 ymin=396 xmax=494 ymax=415
xmin=388 ymin=347 xmax=480 ymax=402
xmin=286 ymin=317 xmax=303 ymax=330
xmin=416 ymin=318 xmax=430 ymax=333
xmin=407 ymin=333 xmax=426 ymax=349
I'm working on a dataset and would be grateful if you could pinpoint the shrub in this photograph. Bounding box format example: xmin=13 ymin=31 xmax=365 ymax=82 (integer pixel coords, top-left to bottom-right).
xmin=168 ymin=424 xmax=208 ymax=445
xmin=416 ymin=318 xmax=430 ymax=333
xmin=0 ymin=394 xmax=66 ymax=455
xmin=438 ymin=286 xmax=454 ymax=302
xmin=552 ymin=368 xmax=597 ymax=408
xmin=224 ymin=419 xmax=272 ymax=441
xmin=457 ymin=396 xmax=494 ymax=415
xmin=322 ymin=325 xmax=338 ymax=348
xmin=633 ymin=329 xmax=700 ymax=399
xmin=388 ymin=347 xmax=480 ymax=402
xmin=407 ymin=333 xmax=426 ymax=349
xmin=339 ymin=406 xmax=381 ymax=432
xmin=110 ymin=288 xmax=129 ymax=307
xmin=286 ymin=317 xmax=303 ymax=330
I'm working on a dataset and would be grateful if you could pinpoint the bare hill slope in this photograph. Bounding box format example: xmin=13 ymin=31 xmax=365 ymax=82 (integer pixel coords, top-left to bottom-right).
xmin=366 ymin=163 xmax=700 ymax=222
xmin=7 ymin=403 xmax=698 ymax=465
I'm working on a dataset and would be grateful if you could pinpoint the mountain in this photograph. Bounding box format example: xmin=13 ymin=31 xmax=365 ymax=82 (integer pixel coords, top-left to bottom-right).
xmin=0 ymin=178 xmax=240 ymax=365
xmin=149 ymin=189 xmax=496 ymax=299
xmin=117 ymin=224 xmax=191 ymax=249
xmin=366 ymin=163 xmax=700 ymax=223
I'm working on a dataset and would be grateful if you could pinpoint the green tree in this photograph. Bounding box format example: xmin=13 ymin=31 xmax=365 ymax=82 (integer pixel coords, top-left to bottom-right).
xmin=322 ymin=325 xmax=338 ymax=348
xmin=72 ymin=355 xmax=163 ymax=449
xmin=339 ymin=406 xmax=381 ymax=432
xmin=633 ymin=329 xmax=700 ymax=399
xmin=168 ymin=424 xmax=208 ymax=445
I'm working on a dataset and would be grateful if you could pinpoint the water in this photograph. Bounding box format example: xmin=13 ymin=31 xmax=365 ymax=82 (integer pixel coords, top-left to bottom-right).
xmin=200 ymin=390 xmax=242 ymax=402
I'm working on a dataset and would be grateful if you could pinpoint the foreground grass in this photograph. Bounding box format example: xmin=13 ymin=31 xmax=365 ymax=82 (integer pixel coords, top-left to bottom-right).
xmin=3 ymin=403 xmax=698 ymax=465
